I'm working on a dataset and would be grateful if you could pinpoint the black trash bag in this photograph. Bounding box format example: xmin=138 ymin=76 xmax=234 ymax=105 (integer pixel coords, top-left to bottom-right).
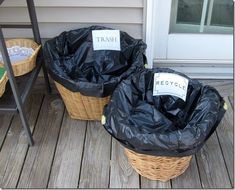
xmin=103 ymin=68 xmax=226 ymax=157
xmin=43 ymin=25 xmax=147 ymax=97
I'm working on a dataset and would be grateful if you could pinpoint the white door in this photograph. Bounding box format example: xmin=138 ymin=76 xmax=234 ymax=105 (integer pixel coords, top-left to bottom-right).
xmin=146 ymin=0 xmax=233 ymax=78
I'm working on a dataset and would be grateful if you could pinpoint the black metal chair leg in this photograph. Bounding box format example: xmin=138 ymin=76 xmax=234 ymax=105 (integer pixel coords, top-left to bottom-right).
xmin=26 ymin=0 xmax=51 ymax=94
xmin=0 ymin=28 xmax=34 ymax=146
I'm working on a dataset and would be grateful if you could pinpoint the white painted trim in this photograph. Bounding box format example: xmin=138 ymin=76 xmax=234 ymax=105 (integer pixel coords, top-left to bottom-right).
xmin=145 ymin=0 xmax=171 ymax=67
xmin=142 ymin=0 xmax=147 ymax=41
xmin=143 ymin=0 xmax=233 ymax=78
xmin=153 ymin=59 xmax=233 ymax=79
xmin=171 ymin=24 xmax=233 ymax=34
xmin=152 ymin=0 xmax=172 ymax=59
xmin=153 ymin=59 xmax=233 ymax=65
xmin=167 ymin=34 xmax=233 ymax=60
xmin=145 ymin=0 xmax=154 ymax=68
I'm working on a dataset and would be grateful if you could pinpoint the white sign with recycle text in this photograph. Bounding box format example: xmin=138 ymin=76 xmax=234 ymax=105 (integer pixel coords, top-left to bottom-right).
xmin=153 ymin=73 xmax=189 ymax=101
xmin=92 ymin=30 xmax=121 ymax=51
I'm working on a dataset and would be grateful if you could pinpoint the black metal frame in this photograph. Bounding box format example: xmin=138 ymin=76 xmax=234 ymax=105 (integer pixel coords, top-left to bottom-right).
xmin=0 ymin=0 xmax=51 ymax=145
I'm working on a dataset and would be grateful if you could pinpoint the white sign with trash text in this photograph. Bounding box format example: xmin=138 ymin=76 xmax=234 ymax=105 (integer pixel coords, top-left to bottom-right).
xmin=92 ymin=30 xmax=121 ymax=51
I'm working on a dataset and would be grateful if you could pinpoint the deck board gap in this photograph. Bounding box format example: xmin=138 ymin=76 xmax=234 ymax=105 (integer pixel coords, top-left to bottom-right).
xmin=30 ymin=95 xmax=45 ymax=136
xmin=215 ymin=97 xmax=234 ymax=186
xmin=228 ymin=96 xmax=234 ymax=109
xmin=194 ymin=152 xmax=203 ymax=188
xmin=15 ymin=144 xmax=29 ymax=189
xmin=16 ymin=95 xmax=45 ymax=189
xmin=76 ymin=121 xmax=88 ymax=188
xmin=108 ymin=137 xmax=113 ymax=188
xmin=79 ymin=121 xmax=111 ymax=188
xmin=0 ymin=115 xmax=14 ymax=152
xmin=46 ymin=108 xmax=66 ymax=188
xmin=196 ymin=132 xmax=232 ymax=188
xmin=17 ymin=95 xmax=65 ymax=188
xmin=215 ymin=131 xmax=233 ymax=186
xmin=139 ymin=174 xmax=141 ymax=188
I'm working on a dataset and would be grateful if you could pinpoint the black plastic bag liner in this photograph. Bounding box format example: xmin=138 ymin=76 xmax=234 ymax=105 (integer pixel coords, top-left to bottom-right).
xmin=103 ymin=68 xmax=226 ymax=157
xmin=43 ymin=25 xmax=147 ymax=97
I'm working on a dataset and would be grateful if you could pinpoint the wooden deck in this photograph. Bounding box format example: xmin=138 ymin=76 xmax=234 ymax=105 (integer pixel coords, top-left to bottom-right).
xmin=0 ymin=79 xmax=233 ymax=189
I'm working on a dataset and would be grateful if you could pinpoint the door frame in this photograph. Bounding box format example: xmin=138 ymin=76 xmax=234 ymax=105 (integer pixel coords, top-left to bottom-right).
xmin=145 ymin=0 xmax=233 ymax=79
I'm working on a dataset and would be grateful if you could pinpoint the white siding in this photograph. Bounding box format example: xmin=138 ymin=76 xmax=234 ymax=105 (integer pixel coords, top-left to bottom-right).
xmin=0 ymin=0 xmax=145 ymax=39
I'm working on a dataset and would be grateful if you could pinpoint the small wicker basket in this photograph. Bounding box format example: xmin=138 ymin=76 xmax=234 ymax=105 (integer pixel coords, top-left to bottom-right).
xmin=0 ymin=39 xmax=41 ymax=76
xmin=125 ymin=148 xmax=192 ymax=182
xmin=0 ymin=71 xmax=8 ymax=97
xmin=55 ymin=82 xmax=110 ymax=120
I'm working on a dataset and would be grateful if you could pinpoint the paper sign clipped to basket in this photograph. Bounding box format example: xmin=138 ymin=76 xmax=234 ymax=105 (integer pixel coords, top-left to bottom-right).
xmin=153 ymin=73 xmax=189 ymax=101
xmin=92 ymin=30 xmax=121 ymax=51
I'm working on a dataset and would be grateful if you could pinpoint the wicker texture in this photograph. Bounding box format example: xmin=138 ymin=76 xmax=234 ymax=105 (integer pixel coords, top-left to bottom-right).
xmin=55 ymin=82 xmax=110 ymax=120
xmin=0 ymin=72 xmax=8 ymax=97
xmin=125 ymin=148 xmax=192 ymax=182
xmin=0 ymin=39 xmax=41 ymax=76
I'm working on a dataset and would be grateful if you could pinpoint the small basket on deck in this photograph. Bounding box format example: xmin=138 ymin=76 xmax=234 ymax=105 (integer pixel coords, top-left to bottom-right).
xmin=0 ymin=68 xmax=8 ymax=97
xmin=102 ymin=68 xmax=226 ymax=181
xmin=0 ymin=39 xmax=41 ymax=76
xmin=44 ymin=26 xmax=146 ymax=121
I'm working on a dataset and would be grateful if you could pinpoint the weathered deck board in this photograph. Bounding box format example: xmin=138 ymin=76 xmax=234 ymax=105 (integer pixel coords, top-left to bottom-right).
xmin=171 ymin=156 xmax=201 ymax=188
xmin=141 ymin=177 xmax=171 ymax=188
xmin=0 ymin=94 xmax=43 ymax=188
xmin=228 ymin=95 xmax=234 ymax=108
xmin=216 ymin=98 xmax=234 ymax=186
xmin=17 ymin=95 xmax=64 ymax=188
xmin=79 ymin=122 xmax=111 ymax=188
xmin=48 ymin=112 xmax=87 ymax=188
xmin=200 ymin=80 xmax=233 ymax=97
xmin=0 ymin=114 xmax=13 ymax=149
xmin=33 ymin=77 xmax=57 ymax=95
xmin=0 ymin=79 xmax=232 ymax=189
xmin=196 ymin=133 xmax=231 ymax=188
xmin=109 ymin=139 xmax=139 ymax=188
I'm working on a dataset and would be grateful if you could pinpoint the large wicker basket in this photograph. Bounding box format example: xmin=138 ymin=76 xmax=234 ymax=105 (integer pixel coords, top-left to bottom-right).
xmin=55 ymin=82 xmax=110 ymax=120
xmin=125 ymin=148 xmax=192 ymax=182
xmin=0 ymin=71 xmax=8 ymax=97
xmin=0 ymin=39 xmax=41 ymax=76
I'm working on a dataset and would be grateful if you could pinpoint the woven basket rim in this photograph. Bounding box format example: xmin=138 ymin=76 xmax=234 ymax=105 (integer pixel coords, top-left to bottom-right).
xmin=0 ymin=71 xmax=8 ymax=97
xmin=0 ymin=71 xmax=7 ymax=83
xmin=5 ymin=38 xmax=39 ymax=45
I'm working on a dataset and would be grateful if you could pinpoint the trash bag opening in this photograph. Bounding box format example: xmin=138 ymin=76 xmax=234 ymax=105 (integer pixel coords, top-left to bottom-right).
xmin=103 ymin=68 xmax=226 ymax=156
xmin=112 ymin=68 xmax=206 ymax=130
xmin=44 ymin=25 xmax=147 ymax=86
